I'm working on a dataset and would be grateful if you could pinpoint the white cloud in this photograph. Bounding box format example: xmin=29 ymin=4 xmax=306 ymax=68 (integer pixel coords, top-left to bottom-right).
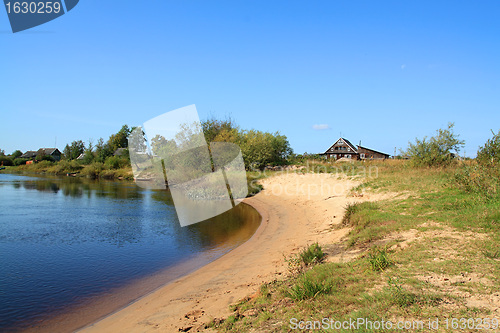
xmin=312 ymin=124 xmax=330 ymax=130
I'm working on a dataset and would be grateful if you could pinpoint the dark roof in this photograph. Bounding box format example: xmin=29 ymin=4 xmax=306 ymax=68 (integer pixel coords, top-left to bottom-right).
xmin=20 ymin=151 xmax=37 ymax=158
xmin=341 ymin=138 xmax=358 ymax=152
xmin=357 ymin=145 xmax=390 ymax=157
xmin=37 ymin=148 xmax=61 ymax=155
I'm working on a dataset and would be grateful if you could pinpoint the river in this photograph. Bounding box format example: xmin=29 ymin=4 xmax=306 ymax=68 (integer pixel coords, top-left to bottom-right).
xmin=0 ymin=173 xmax=260 ymax=332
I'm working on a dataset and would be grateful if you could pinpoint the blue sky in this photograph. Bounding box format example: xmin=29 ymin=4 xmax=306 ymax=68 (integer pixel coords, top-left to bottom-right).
xmin=1 ymin=1 xmax=499 ymax=157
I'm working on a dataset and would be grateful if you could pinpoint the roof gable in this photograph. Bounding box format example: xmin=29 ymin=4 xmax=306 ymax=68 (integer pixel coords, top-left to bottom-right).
xmin=324 ymin=138 xmax=358 ymax=154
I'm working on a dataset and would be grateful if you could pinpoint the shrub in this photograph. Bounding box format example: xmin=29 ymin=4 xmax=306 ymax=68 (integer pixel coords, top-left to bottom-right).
xmin=402 ymin=123 xmax=464 ymax=167
xmin=36 ymin=154 xmax=55 ymax=162
xmin=13 ymin=158 xmax=28 ymax=166
xmin=81 ymin=162 xmax=105 ymax=179
xmin=105 ymin=156 xmax=129 ymax=169
xmin=299 ymin=243 xmax=325 ymax=266
xmin=477 ymin=129 xmax=500 ymax=165
xmin=48 ymin=160 xmax=84 ymax=174
xmin=454 ymin=163 xmax=500 ymax=199
xmin=0 ymin=156 xmax=14 ymax=166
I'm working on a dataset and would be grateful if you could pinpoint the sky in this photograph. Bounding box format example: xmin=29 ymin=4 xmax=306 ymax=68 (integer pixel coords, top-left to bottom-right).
xmin=1 ymin=1 xmax=499 ymax=157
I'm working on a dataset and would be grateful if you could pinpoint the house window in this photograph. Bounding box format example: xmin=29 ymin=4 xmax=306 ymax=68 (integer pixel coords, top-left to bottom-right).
xmin=347 ymin=154 xmax=351 ymax=159
xmin=360 ymin=153 xmax=365 ymax=159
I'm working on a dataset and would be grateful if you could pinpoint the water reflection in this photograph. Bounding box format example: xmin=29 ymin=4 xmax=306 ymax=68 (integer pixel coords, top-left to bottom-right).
xmin=0 ymin=173 xmax=261 ymax=332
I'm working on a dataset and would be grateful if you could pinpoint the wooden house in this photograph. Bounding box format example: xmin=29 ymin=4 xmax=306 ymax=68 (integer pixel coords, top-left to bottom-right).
xmin=37 ymin=148 xmax=62 ymax=161
xmin=322 ymin=138 xmax=390 ymax=160
xmin=21 ymin=148 xmax=62 ymax=161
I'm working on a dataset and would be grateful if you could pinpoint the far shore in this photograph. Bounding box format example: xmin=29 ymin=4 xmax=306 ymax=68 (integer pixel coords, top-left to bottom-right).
xmin=78 ymin=173 xmax=378 ymax=332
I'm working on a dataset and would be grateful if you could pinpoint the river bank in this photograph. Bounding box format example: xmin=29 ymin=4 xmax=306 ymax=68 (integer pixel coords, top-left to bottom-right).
xmin=79 ymin=173 xmax=373 ymax=332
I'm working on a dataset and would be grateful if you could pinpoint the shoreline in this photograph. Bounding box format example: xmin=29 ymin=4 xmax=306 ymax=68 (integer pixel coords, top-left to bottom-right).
xmin=18 ymin=202 xmax=260 ymax=333
xmin=79 ymin=173 xmax=366 ymax=332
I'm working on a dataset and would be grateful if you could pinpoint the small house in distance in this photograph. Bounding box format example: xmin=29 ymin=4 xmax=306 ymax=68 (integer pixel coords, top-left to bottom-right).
xmin=21 ymin=148 xmax=62 ymax=161
xmin=322 ymin=138 xmax=390 ymax=160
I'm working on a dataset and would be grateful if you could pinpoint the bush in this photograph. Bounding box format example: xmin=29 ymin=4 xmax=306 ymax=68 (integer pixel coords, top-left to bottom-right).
xmin=454 ymin=163 xmax=500 ymax=199
xmin=13 ymin=158 xmax=28 ymax=166
xmin=0 ymin=156 xmax=14 ymax=166
xmin=402 ymin=123 xmax=464 ymax=167
xmin=48 ymin=160 xmax=84 ymax=174
xmin=36 ymin=154 xmax=55 ymax=162
xmin=81 ymin=162 xmax=105 ymax=179
xmin=477 ymin=129 xmax=500 ymax=165
xmin=105 ymin=156 xmax=129 ymax=169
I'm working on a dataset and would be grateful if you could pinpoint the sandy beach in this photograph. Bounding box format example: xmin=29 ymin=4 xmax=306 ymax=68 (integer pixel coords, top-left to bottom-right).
xmin=80 ymin=173 xmax=368 ymax=332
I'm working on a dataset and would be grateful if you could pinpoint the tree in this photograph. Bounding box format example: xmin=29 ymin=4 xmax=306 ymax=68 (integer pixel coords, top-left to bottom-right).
xmin=82 ymin=140 xmax=95 ymax=164
xmin=402 ymin=123 xmax=465 ymax=167
xmin=108 ymin=125 xmax=132 ymax=152
xmin=95 ymin=138 xmax=112 ymax=163
xmin=63 ymin=140 xmax=85 ymax=160
xmin=477 ymin=129 xmax=500 ymax=165
xmin=0 ymin=149 xmax=4 ymax=156
xmin=11 ymin=150 xmax=22 ymax=159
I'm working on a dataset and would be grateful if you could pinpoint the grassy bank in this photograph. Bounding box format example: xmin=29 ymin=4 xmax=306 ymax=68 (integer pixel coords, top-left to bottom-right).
xmin=5 ymin=160 xmax=135 ymax=180
xmin=213 ymin=160 xmax=500 ymax=332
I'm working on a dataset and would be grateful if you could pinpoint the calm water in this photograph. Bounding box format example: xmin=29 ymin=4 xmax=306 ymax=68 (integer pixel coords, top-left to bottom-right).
xmin=0 ymin=173 xmax=260 ymax=332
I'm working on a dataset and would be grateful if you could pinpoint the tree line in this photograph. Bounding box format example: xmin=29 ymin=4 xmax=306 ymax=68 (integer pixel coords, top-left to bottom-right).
xmin=0 ymin=119 xmax=294 ymax=170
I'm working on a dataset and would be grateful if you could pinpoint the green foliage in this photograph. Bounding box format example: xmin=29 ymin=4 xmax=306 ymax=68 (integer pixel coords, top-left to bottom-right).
xmin=342 ymin=202 xmax=361 ymax=225
xmin=0 ymin=148 xmax=4 ymax=156
xmin=367 ymin=247 xmax=393 ymax=271
xmin=477 ymin=129 xmax=500 ymax=165
xmin=454 ymin=163 xmax=500 ymax=199
xmin=95 ymin=138 xmax=113 ymax=163
xmin=299 ymin=243 xmax=325 ymax=266
xmin=108 ymin=125 xmax=132 ymax=151
xmin=11 ymin=150 xmax=23 ymax=159
xmin=105 ymin=156 xmax=130 ymax=169
xmin=201 ymin=118 xmax=293 ymax=169
xmin=63 ymin=140 xmax=85 ymax=160
xmin=402 ymin=123 xmax=465 ymax=167
xmin=202 ymin=117 xmax=239 ymax=143
xmin=13 ymin=158 xmax=28 ymax=166
xmin=81 ymin=162 xmax=105 ymax=179
xmin=0 ymin=155 xmax=14 ymax=166
xmin=35 ymin=153 xmax=54 ymax=162
xmin=47 ymin=160 xmax=83 ymax=174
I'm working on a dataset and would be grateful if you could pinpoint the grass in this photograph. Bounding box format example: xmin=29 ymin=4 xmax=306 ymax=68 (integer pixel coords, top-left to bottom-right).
xmin=299 ymin=243 xmax=325 ymax=266
xmin=367 ymin=247 xmax=393 ymax=271
xmin=213 ymin=160 xmax=500 ymax=332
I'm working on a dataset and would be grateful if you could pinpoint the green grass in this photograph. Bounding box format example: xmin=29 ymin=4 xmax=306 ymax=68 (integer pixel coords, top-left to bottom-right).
xmin=214 ymin=160 xmax=500 ymax=332
xmin=367 ymin=247 xmax=393 ymax=271
xmin=299 ymin=243 xmax=325 ymax=266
